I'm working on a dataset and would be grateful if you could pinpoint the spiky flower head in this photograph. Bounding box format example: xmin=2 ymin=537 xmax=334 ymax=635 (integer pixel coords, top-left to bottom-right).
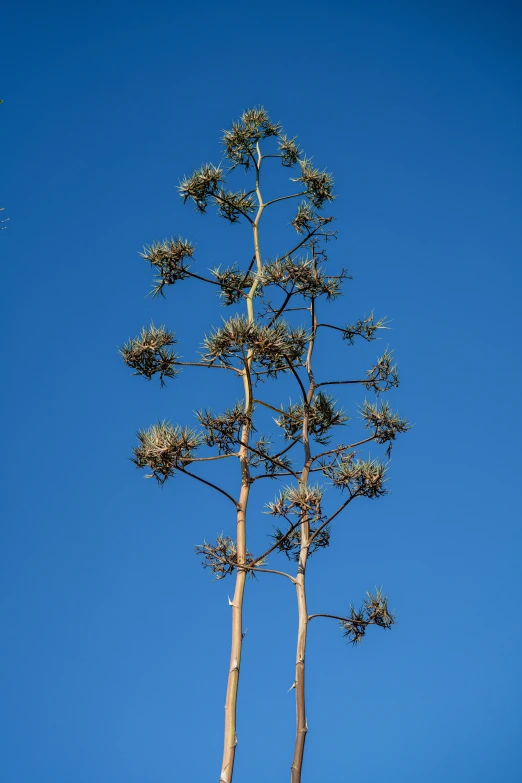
xmin=178 ymin=163 xmax=224 ymax=212
xmin=248 ymin=435 xmax=294 ymax=477
xmin=119 ymin=323 xmax=178 ymax=386
xmin=213 ymin=188 xmax=256 ymax=223
xmin=258 ymin=258 xmax=345 ymax=300
xmin=210 ymin=264 xmax=256 ymax=306
xmin=203 ymin=315 xmax=309 ymax=377
xmin=325 ymin=455 xmax=388 ymax=499
xmin=360 ymin=400 xmax=411 ymax=445
xmin=222 ymin=106 xmax=282 ymax=168
xmin=132 ymin=422 xmax=201 ymax=484
xmin=340 ymin=588 xmax=395 ymax=645
xmin=270 ymin=522 xmax=331 ymax=561
xmin=195 ymin=535 xmax=256 ymax=580
xmin=342 ymin=311 xmax=390 ymax=345
xmin=140 ymin=237 xmax=194 ymax=297
xmin=196 ymin=402 xmax=250 ymax=455
xmin=276 ymin=392 xmax=348 ymax=445
xmin=365 ymin=349 xmax=399 ymax=393
xmin=278 ymin=134 xmax=301 ymax=167
xmin=291 ymin=201 xmax=334 ymax=235
xmin=266 ymin=483 xmax=325 ymax=522
xmin=291 ymin=157 xmax=335 ymax=209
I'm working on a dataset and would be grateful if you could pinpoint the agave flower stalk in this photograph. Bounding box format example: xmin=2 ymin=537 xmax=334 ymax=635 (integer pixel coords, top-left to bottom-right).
xmin=120 ymin=107 xmax=409 ymax=783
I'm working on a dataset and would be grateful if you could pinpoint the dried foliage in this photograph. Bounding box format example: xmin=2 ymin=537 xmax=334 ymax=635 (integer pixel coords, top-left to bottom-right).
xmin=179 ymin=163 xmax=224 ymax=212
xmin=120 ymin=323 xmax=178 ymax=385
xmin=291 ymin=201 xmax=333 ymax=235
xmin=324 ymin=454 xmax=388 ymax=498
xmin=223 ymin=106 xmax=282 ymax=169
xmin=266 ymin=483 xmax=325 ymax=523
xmin=341 ymin=311 xmax=389 ymax=344
xmin=276 ymin=392 xmax=348 ymax=445
xmin=291 ymin=157 xmax=335 ymax=208
xmin=210 ymin=264 xmax=256 ymax=306
xmin=340 ymin=588 xmax=395 ymax=645
xmin=196 ymin=403 xmax=250 ymax=455
xmin=203 ymin=315 xmax=309 ymax=377
xmin=141 ymin=238 xmax=195 ymax=297
xmin=270 ymin=522 xmax=331 ymax=560
xmin=278 ymin=134 xmax=301 ymax=167
xmin=195 ymin=535 xmax=256 ymax=579
xmin=248 ymin=435 xmax=294 ymax=476
xmin=132 ymin=422 xmax=201 ymax=484
xmin=365 ymin=349 xmax=399 ymax=393
xmin=360 ymin=400 xmax=411 ymax=446
xmin=259 ymin=258 xmax=345 ymax=300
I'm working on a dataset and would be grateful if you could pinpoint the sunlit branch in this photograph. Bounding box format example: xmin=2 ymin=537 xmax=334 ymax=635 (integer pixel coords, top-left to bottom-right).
xmin=174 ymin=361 xmax=242 ymax=375
xmin=264 ymin=192 xmax=306 ymax=208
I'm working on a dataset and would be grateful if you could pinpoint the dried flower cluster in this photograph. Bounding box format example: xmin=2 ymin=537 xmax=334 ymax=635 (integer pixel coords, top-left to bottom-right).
xmin=341 ymin=311 xmax=389 ymax=344
xmin=120 ymin=323 xmax=178 ymax=385
xmin=324 ymin=454 xmax=388 ymax=498
xmin=340 ymin=588 xmax=395 ymax=645
xmin=195 ymin=535 xmax=256 ymax=580
xmin=203 ymin=315 xmax=309 ymax=376
xmin=141 ymin=238 xmax=195 ymax=297
xmin=276 ymin=392 xmax=348 ymax=445
xmin=259 ymin=257 xmax=345 ymax=300
xmin=132 ymin=422 xmax=200 ymax=484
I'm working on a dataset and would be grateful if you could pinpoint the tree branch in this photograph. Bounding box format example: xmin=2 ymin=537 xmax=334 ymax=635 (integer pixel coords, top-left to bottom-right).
xmin=264 ymin=192 xmax=306 ymax=208
xmin=177 ymin=467 xmax=240 ymax=509
xmin=308 ymin=613 xmax=375 ymax=625
xmin=307 ymin=494 xmax=357 ymax=547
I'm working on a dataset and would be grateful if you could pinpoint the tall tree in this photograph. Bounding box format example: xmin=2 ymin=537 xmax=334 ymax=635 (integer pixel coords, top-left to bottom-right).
xmin=120 ymin=107 xmax=409 ymax=782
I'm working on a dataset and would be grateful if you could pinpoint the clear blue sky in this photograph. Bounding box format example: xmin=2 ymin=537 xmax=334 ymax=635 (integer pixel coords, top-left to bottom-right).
xmin=2 ymin=1 xmax=522 ymax=781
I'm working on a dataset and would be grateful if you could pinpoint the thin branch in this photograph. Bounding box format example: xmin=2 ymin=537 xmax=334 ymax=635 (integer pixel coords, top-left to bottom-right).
xmin=278 ymin=220 xmax=335 ymax=264
xmin=264 ymin=192 xmax=306 ymax=208
xmin=253 ymin=398 xmax=301 ymax=421
xmin=266 ymin=288 xmax=298 ymax=328
xmin=308 ymin=613 xmax=375 ymax=625
xmin=213 ymin=193 xmax=255 ymax=225
xmin=177 ymin=467 xmax=240 ymax=509
xmin=273 ymin=437 xmax=301 ymax=460
xmin=307 ymin=494 xmax=357 ymax=547
xmin=174 ymin=361 xmax=242 ymax=375
xmin=316 ymin=323 xmax=347 ymax=334
xmin=242 ymin=564 xmax=296 ymax=583
xmin=252 ymin=471 xmax=294 ymax=481
xmin=236 ymin=438 xmax=300 ymax=481
xmin=189 ymin=453 xmax=239 ymax=462
xmin=315 ymin=379 xmax=368 ymax=388
xmin=284 ymin=355 xmax=308 ymax=403
xmin=251 ymin=519 xmax=304 ymax=566
xmin=311 ymin=436 xmax=375 ymax=464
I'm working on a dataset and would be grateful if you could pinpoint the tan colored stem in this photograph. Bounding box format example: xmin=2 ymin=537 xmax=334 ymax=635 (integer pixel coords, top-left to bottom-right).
xmin=219 ymin=147 xmax=265 ymax=783
xmin=291 ymin=294 xmax=317 ymax=783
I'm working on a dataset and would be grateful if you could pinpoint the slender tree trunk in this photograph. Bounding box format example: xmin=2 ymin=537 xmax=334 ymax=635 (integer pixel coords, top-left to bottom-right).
xmin=220 ymin=149 xmax=265 ymax=783
xmin=220 ymin=486 xmax=248 ymax=783
xmin=291 ymin=539 xmax=309 ymax=782
xmin=291 ymin=295 xmax=317 ymax=782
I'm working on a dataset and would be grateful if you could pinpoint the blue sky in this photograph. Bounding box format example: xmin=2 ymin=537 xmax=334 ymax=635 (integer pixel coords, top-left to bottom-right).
xmin=2 ymin=1 xmax=522 ymax=781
